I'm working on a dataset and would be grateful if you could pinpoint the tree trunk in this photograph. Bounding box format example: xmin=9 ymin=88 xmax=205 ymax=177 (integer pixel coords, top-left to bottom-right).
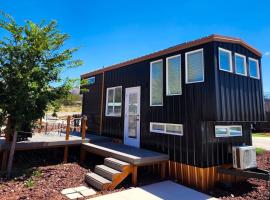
xmin=7 ymin=130 xmax=17 ymax=179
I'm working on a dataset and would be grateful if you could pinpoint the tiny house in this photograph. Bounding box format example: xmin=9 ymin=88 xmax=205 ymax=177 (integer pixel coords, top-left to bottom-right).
xmin=81 ymin=34 xmax=265 ymax=189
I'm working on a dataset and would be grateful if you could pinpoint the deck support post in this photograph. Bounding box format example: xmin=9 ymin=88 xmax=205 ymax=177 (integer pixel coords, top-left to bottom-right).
xmin=160 ymin=161 xmax=166 ymax=179
xmin=63 ymin=116 xmax=71 ymax=163
xmin=80 ymin=148 xmax=86 ymax=164
xmin=132 ymin=165 xmax=138 ymax=186
xmin=1 ymin=150 xmax=8 ymax=173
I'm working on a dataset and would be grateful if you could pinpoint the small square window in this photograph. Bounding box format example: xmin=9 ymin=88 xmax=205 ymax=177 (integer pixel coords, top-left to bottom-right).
xmin=219 ymin=48 xmax=232 ymax=72
xmin=235 ymin=53 xmax=247 ymax=76
xmin=249 ymin=58 xmax=260 ymax=79
xmin=88 ymin=77 xmax=95 ymax=85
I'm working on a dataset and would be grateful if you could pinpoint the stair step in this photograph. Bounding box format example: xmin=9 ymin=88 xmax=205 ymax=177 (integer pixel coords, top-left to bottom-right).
xmin=104 ymin=158 xmax=130 ymax=172
xmin=85 ymin=172 xmax=112 ymax=190
xmin=95 ymin=165 xmax=121 ymax=181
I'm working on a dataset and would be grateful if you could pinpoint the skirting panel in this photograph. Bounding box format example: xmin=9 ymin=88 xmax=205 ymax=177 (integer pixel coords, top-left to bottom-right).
xmin=167 ymin=161 xmax=245 ymax=191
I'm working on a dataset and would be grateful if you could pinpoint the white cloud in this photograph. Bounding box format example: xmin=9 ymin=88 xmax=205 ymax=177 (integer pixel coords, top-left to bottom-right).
xmin=265 ymin=52 xmax=270 ymax=56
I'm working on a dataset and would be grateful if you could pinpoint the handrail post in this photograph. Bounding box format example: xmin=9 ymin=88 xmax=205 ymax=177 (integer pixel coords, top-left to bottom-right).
xmin=63 ymin=115 xmax=71 ymax=163
xmin=38 ymin=118 xmax=42 ymax=133
xmin=81 ymin=116 xmax=87 ymax=142
xmin=66 ymin=115 xmax=71 ymax=140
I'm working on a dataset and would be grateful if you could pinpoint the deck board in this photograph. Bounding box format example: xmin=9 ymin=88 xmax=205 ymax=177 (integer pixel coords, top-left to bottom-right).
xmin=82 ymin=142 xmax=169 ymax=166
xmin=0 ymin=132 xmax=111 ymax=151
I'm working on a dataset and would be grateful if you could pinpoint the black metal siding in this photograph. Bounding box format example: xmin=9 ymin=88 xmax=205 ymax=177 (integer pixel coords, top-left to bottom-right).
xmin=82 ymin=40 xmax=264 ymax=168
xmin=214 ymin=41 xmax=265 ymax=122
xmin=82 ymin=73 xmax=102 ymax=134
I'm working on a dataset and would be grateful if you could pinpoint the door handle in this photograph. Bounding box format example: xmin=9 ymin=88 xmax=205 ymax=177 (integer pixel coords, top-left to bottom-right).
xmin=136 ymin=115 xmax=140 ymax=121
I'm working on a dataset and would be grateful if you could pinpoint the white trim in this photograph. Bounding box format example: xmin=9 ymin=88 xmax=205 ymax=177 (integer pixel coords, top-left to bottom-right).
xmin=215 ymin=125 xmax=242 ymax=137
xmin=150 ymin=59 xmax=163 ymax=106
xmin=234 ymin=53 xmax=247 ymax=76
xmin=105 ymin=86 xmax=122 ymax=117
xmin=218 ymin=47 xmax=233 ymax=72
xmin=185 ymin=48 xmax=205 ymax=84
xmin=150 ymin=122 xmax=183 ymax=136
xmin=248 ymin=57 xmax=260 ymax=79
xmin=166 ymin=54 xmax=182 ymax=96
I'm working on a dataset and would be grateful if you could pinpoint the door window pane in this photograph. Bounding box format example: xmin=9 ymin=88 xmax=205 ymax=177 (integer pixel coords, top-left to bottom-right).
xmin=235 ymin=54 xmax=246 ymax=75
xmin=186 ymin=49 xmax=204 ymax=83
xmin=219 ymin=48 xmax=232 ymax=72
xmin=167 ymin=55 xmax=181 ymax=95
xmin=249 ymin=58 xmax=259 ymax=78
xmin=150 ymin=60 xmax=163 ymax=106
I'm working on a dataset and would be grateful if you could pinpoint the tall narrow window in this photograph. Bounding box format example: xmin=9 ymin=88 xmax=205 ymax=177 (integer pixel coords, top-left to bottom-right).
xmin=249 ymin=58 xmax=260 ymax=79
xmin=150 ymin=60 xmax=163 ymax=106
xmin=235 ymin=53 xmax=247 ymax=76
xmin=185 ymin=49 xmax=204 ymax=83
xmin=219 ymin=48 xmax=232 ymax=72
xmin=166 ymin=55 xmax=181 ymax=95
xmin=106 ymin=86 xmax=122 ymax=117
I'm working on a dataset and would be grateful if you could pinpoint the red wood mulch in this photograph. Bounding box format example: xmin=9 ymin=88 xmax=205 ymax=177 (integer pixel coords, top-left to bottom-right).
xmin=0 ymin=163 xmax=88 ymax=200
xmin=208 ymin=151 xmax=270 ymax=200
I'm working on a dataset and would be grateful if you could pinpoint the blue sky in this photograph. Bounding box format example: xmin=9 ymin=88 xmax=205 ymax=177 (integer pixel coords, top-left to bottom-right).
xmin=1 ymin=0 xmax=270 ymax=92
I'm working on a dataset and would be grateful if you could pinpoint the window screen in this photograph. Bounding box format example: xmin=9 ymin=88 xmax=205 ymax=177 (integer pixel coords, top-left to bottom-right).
xmin=185 ymin=49 xmax=204 ymax=83
xmin=150 ymin=60 xmax=163 ymax=106
xmin=166 ymin=55 xmax=181 ymax=95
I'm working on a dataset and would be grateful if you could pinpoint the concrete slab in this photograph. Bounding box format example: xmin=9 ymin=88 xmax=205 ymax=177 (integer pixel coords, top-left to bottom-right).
xmin=88 ymin=181 xmax=216 ymax=200
xmin=66 ymin=192 xmax=83 ymax=199
xmin=80 ymin=188 xmax=96 ymax=197
xmin=61 ymin=188 xmax=76 ymax=195
xmin=74 ymin=185 xmax=89 ymax=192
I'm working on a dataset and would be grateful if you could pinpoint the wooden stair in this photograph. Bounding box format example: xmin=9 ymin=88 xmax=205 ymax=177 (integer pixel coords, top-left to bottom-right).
xmin=85 ymin=157 xmax=132 ymax=190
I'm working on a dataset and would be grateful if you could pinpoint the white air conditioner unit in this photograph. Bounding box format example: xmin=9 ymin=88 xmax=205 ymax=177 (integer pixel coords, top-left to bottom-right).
xmin=232 ymin=146 xmax=257 ymax=170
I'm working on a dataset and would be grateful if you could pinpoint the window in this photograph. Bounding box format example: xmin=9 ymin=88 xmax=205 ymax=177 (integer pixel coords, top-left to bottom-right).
xmin=166 ymin=55 xmax=181 ymax=95
xmin=88 ymin=77 xmax=96 ymax=85
xmin=150 ymin=60 xmax=163 ymax=106
xmin=185 ymin=49 xmax=204 ymax=83
xmin=150 ymin=122 xmax=183 ymax=136
xmin=235 ymin=53 xmax=247 ymax=76
xmin=215 ymin=125 xmax=242 ymax=137
xmin=219 ymin=48 xmax=232 ymax=72
xmin=248 ymin=58 xmax=260 ymax=79
xmin=105 ymin=86 xmax=122 ymax=117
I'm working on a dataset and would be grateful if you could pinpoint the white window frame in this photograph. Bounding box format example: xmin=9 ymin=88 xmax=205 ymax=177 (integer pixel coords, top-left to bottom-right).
xmin=185 ymin=49 xmax=205 ymax=84
xmin=215 ymin=125 xmax=243 ymax=137
xmin=218 ymin=47 xmax=233 ymax=72
xmin=150 ymin=122 xmax=183 ymax=136
xmin=150 ymin=59 xmax=163 ymax=106
xmin=234 ymin=53 xmax=247 ymax=76
xmin=105 ymin=86 xmax=122 ymax=117
xmin=88 ymin=76 xmax=96 ymax=85
xmin=248 ymin=57 xmax=260 ymax=79
xmin=166 ymin=54 xmax=181 ymax=96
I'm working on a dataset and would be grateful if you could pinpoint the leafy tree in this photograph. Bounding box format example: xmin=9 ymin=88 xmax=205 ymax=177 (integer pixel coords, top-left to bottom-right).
xmin=0 ymin=11 xmax=83 ymax=178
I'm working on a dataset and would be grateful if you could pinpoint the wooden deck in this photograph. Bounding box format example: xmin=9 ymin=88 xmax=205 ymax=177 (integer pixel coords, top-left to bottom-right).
xmin=82 ymin=142 xmax=169 ymax=166
xmin=0 ymin=132 xmax=111 ymax=151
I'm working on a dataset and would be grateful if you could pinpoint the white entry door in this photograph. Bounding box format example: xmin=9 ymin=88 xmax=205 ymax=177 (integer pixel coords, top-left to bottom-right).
xmin=124 ymin=86 xmax=141 ymax=148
